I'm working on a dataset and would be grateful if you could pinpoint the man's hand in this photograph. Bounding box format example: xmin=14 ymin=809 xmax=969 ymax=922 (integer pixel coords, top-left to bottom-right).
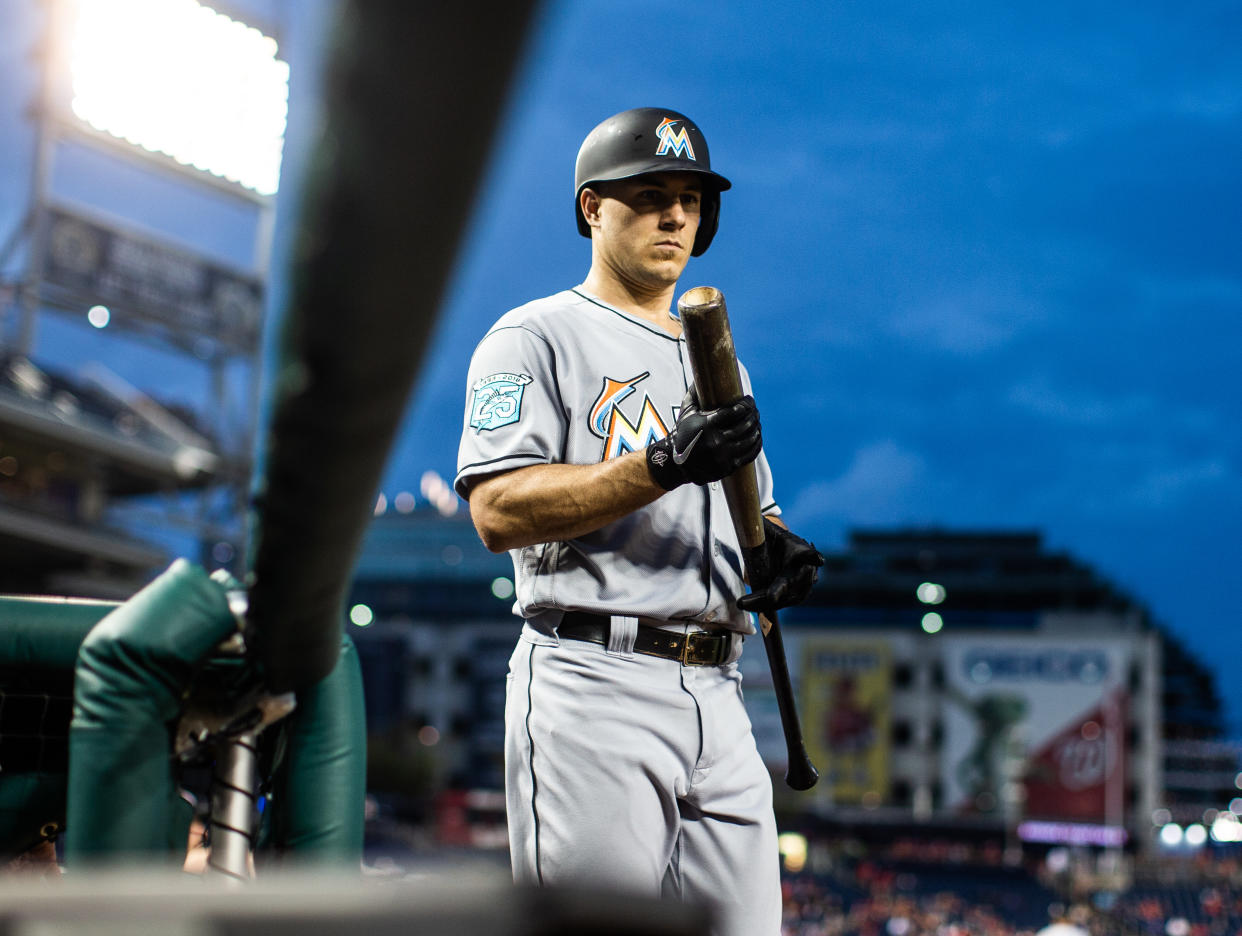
xmin=737 ymin=517 xmax=823 ymax=614
xmin=646 ymin=394 xmax=762 ymax=490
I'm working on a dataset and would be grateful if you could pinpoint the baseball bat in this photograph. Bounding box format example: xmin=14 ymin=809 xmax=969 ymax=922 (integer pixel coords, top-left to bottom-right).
xmin=677 ymin=286 xmax=819 ymax=792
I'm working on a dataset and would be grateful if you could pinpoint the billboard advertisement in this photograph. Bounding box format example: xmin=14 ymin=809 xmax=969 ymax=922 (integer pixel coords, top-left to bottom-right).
xmin=800 ymin=639 xmax=892 ymax=805
xmin=38 ymin=206 xmax=264 ymax=353
xmin=941 ymin=636 xmax=1127 ymax=825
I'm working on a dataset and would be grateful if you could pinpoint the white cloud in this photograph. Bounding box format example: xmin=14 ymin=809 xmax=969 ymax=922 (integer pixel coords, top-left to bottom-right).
xmin=887 ymin=280 xmax=1044 ymax=354
xmin=1125 ymin=459 xmax=1229 ymax=509
xmin=1006 ymin=376 xmax=1124 ymax=425
xmin=786 ymin=439 xmax=932 ymax=528
xmin=1006 ymin=374 xmax=1223 ymax=437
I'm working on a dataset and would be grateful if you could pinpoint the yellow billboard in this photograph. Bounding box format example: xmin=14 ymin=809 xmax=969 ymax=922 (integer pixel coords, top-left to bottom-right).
xmin=801 ymin=640 xmax=891 ymax=805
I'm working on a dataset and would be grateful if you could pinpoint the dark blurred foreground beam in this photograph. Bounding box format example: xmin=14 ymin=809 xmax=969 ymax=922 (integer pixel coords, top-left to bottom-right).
xmin=248 ymin=1 xmax=541 ymax=693
xmin=0 ymin=874 xmax=713 ymax=935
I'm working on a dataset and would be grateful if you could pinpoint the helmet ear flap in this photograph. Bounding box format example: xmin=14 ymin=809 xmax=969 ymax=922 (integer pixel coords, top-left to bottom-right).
xmin=691 ymin=190 xmax=720 ymax=257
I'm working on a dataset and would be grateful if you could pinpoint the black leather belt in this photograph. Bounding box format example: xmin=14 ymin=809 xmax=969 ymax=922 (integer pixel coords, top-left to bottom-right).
xmin=558 ymin=611 xmax=734 ymax=666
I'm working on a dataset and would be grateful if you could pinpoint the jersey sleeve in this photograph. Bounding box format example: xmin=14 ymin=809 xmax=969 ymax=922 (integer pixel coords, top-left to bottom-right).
xmin=455 ymin=323 xmax=565 ymax=498
xmin=738 ymin=359 xmax=781 ymax=517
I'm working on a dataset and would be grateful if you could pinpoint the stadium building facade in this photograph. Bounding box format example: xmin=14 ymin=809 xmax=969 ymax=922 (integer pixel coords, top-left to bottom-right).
xmin=348 ymin=509 xmax=1238 ymax=854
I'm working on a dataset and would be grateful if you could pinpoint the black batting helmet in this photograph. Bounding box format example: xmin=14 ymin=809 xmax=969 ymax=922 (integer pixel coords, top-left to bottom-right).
xmin=574 ymin=107 xmax=732 ymax=256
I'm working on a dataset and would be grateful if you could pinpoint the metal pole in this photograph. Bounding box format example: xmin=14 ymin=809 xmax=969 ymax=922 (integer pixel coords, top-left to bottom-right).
xmin=206 ymin=730 xmax=260 ymax=883
xmin=12 ymin=0 xmax=65 ymax=355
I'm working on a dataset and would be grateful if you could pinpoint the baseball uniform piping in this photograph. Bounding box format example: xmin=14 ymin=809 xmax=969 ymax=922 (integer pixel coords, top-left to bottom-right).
xmin=570 ymin=288 xmax=683 ymax=342
xmin=524 ymin=641 xmax=545 ymax=885
xmin=457 ymin=452 xmax=551 ymax=481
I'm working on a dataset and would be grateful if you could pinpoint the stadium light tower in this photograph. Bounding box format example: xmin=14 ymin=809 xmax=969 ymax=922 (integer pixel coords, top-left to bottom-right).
xmin=67 ymin=0 xmax=290 ymax=196
xmin=0 ymin=0 xmax=293 ymax=594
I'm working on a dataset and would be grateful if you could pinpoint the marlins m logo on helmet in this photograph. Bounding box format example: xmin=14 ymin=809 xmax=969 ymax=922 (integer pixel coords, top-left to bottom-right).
xmin=655 ymin=117 xmax=696 ymax=160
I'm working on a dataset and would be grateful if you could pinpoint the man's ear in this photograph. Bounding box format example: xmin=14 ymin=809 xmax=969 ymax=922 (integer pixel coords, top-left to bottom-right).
xmin=580 ymin=187 xmax=603 ymax=229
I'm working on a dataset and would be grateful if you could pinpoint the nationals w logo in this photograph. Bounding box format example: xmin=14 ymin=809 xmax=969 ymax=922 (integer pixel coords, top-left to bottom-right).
xmin=655 ymin=117 xmax=696 ymax=161
xmin=588 ymin=372 xmax=670 ymax=461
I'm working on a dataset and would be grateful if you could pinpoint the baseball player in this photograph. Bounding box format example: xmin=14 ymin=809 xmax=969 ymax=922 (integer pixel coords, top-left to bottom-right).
xmin=454 ymin=107 xmax=822 ymax=936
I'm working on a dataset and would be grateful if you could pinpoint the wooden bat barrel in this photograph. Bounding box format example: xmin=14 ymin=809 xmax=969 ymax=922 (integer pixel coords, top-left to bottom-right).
xmin=676 ymin=286 xmax=766 ymax=558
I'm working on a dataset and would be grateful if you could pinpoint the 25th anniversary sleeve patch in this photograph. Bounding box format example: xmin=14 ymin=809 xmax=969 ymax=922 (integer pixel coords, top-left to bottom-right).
xmin=470 ymin=372 xmax=533 ymax=432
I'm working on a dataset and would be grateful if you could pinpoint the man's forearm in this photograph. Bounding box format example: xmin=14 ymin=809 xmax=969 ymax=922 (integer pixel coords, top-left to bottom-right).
xmin=467 ymin=452 xmax=664 ymax=552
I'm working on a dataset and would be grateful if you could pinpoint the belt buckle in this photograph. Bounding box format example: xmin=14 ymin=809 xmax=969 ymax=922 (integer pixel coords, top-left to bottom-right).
xmin=681 ymin=631 xmax=727 ymax=666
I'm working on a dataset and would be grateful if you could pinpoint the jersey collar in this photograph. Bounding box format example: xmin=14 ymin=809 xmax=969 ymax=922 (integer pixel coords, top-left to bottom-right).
xmin=570 ymin=287 xmax=684 ymax=342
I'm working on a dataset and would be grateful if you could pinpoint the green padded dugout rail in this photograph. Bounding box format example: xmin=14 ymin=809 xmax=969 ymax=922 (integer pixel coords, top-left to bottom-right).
xmin=0 ymin=596 xmax=116 ymax=859
xmin=66 ymin=559 xmax=238 ymax=866
xmin=1 ymin=562 xmax=367 ymax=868
xmin=0 ymin=596 xmax=118 ymax=669
xmin=262 ymin=634 xmax=367 ymax=865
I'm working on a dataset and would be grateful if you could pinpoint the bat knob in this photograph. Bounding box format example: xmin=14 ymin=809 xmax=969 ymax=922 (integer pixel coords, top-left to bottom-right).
xmin=785 ymin=755 xmax=819 ymax=792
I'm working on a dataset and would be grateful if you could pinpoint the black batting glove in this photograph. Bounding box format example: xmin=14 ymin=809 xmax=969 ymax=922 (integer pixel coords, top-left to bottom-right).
xmin=737 ymin=517 xmax=824 ymax=614
xmin=646 ymin=394 xmax=762 ymax=491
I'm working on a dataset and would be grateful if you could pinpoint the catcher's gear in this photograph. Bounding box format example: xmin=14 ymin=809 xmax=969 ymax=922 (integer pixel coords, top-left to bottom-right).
xmin=574 ymin=107 xmax=731 ymax=256
xmin=646 ymin=393 xmax=761 ymax=490
xmin=736 ymin=518 xmax=824 ymax=614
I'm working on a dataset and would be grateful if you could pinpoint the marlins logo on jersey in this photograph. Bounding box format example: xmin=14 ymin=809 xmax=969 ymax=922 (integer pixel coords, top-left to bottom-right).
xmin=655 ymin=117 xmax=696 ymax=160
xmin=589 ymin=372 xmax=670 ymax=461
xmin=470 ymin=372 xmax=532 ymax=432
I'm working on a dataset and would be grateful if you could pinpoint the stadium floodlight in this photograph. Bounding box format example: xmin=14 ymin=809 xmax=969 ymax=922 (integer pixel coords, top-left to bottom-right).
xmin=1159 ymin=822 xmax=1183 ymax=846
xmin=67 ymin=0 xmax=289 ymax=196
xmin=777 ymin=832 xmax=807 ymax=873
xmin=1211 ymin=812 xmax=1241 ymax=843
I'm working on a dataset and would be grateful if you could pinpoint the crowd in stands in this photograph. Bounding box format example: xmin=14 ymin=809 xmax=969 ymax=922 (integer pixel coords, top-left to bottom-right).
xmin=779 ymin=837 xmax=1242 ymax=936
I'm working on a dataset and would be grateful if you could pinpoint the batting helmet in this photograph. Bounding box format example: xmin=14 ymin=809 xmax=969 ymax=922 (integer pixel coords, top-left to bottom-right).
xmin=574 ymin=107 xmax=732 ymax=256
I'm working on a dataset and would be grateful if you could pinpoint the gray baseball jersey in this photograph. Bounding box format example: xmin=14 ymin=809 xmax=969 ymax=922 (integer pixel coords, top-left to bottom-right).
xmin=454 ymin=286 xmax=781 ymax=635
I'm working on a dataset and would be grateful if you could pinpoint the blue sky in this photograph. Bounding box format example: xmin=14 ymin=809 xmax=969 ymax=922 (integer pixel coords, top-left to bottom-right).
xmin=1 ymin=1 xmax=1239 ymax=728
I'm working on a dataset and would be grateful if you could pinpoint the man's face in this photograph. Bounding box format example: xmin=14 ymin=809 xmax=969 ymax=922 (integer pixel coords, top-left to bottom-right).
xmin=586 ymin=172 xmax=703 ymax=290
